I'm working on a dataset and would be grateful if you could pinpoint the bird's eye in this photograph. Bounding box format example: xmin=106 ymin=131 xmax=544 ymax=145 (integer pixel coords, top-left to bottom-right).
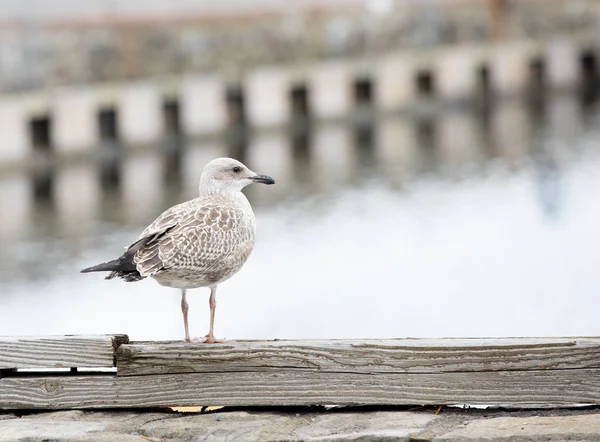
xmin=232 ymin=166 xmax=242 ymax=173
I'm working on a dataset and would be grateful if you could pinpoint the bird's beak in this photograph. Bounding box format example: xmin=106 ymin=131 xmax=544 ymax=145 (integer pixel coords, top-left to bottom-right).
xmin=251 ymin=174 xmax=275 ymax=185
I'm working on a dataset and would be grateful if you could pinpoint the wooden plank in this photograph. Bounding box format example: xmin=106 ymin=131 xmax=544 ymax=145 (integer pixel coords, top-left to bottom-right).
xmin=0 ymin=335 xmax=129 ymax=370
xmin=1 ymin=368 xmax=600 ymax=410
xmin=116 ymin=338 xmax=600 ymax=376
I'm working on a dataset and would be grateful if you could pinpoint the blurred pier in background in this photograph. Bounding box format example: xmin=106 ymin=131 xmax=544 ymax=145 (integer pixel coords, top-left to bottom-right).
xmin=0 ymin=92 xmax=594 ymax=242
xmin=0 ymin=0 xmax=599 ymax=168
xmin=0 ymin=38 xmax=598 ymax=162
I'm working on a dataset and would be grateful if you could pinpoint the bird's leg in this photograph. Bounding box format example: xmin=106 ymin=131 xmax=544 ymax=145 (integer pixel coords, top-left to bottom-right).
xmin=204 ymin=286 xmax=226 ymax=343
xmin=181 ymin=289 xmax=191 ymax=343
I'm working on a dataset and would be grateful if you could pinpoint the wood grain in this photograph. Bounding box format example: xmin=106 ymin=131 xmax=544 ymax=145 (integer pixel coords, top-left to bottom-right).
xmin=117 ymin=338 xmax=600 ymax=376
xmin=3 ymin=336 xmax=600 ymax=409
xmin=0 ymin=335 xmax=129 ymax=370
xmin=2 ymin=368 xmax=600 ymax=409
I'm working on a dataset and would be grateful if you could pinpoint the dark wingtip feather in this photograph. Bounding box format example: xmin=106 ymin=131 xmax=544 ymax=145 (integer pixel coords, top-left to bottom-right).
xmin=80 ymin=260 xmax=121 ymax=274
xmin=80 ymin=265 xmax=99 ymax=273
xmin=81 ymin=232 xmax=159 ymax=279
xmin=81 ymin=258 xmax=144 ymax=282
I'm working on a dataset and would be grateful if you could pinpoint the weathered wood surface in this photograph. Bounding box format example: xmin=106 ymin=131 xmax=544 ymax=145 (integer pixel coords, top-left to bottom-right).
xmin=2 ymin=336 xmax=600 ymax=409
xmin=2 ymin=368 xmax=600 ymax=409
xmin=117 ymin=338 xmax=600 ymax=376
xmin=0 ymin=335 xmax=128 ymax=370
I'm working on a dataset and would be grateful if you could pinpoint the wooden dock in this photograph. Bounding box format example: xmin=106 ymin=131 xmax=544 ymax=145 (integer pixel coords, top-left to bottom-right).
xmin=1 ymin=335 xmax=599 ymax=410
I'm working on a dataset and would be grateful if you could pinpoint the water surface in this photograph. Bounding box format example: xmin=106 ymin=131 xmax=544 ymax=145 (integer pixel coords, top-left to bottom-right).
xmin=1 ymin=97 xmax=599 ymax=341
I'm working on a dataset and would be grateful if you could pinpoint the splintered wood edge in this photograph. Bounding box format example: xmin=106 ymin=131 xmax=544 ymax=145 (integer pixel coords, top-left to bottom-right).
xmin=112 ymin=335 xmax=130 ymax=350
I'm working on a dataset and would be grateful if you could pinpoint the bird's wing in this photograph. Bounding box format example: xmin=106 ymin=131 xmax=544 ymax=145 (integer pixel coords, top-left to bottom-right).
xmin=135 ymin=200 xmax=192 ymax=242
xmin=132 ymin=201 xmax=252 ymax=278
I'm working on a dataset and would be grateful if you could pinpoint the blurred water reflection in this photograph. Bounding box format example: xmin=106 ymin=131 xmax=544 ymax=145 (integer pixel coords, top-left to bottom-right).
xmin=1 ymin=95 xmax=600 ymax=341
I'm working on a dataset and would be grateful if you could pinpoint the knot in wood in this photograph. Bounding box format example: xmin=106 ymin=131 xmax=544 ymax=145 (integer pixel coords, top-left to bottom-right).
xmin=42 ymin=379 xmax=61 ymax=394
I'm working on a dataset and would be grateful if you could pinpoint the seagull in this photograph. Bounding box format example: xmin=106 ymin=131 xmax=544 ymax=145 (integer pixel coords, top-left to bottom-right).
xmin=81 ymin=158 xmax=275 ymax=343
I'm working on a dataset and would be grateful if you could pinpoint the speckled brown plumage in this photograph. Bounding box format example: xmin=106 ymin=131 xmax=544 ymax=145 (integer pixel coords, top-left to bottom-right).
xmin=128 ymin=194 xmax=256 ymax=289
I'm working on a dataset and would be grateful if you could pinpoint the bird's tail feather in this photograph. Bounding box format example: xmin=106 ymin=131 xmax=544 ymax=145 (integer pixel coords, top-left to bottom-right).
xmin=80 ymin=259 xmax=122 ymax=273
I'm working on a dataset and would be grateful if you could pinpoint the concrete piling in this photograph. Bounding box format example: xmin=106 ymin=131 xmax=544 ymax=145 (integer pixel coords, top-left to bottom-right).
xmin=309 ymin=61 xmax=352 ymax=120
xmin=377 ymin=54 xmax=416 ymax=111
xmin=181 ymin=75 xmax=228 ymax=136
xmin=118 ymin=82 xmax=163 ymax=146
xmin=53 ymin=88 xmax=98 ymax=154
xmin=490 ymin=43 xmax=536 ymax=97
xmin=546 ymin=39 xmax=579 ymax=92
xmin=245 ymin=67 xmax=292 ymax=128
xmin=0 ymin=99 xmax=29 ymax=166
xmin=436 ymin=47 xmax=480 ymax=103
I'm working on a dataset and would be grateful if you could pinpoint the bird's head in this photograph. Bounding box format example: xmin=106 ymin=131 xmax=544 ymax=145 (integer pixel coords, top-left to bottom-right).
xmin=199 ymin=157 xmax=275 ymax=194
